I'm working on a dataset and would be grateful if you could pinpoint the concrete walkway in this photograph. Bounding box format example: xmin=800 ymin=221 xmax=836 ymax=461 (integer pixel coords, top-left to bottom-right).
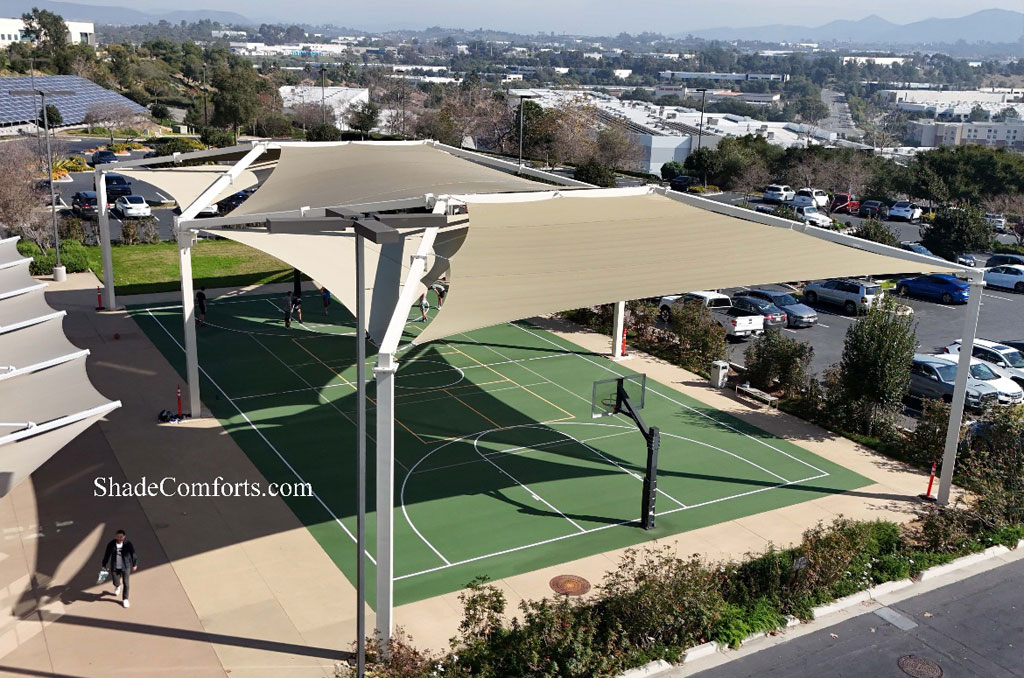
xmin=1 ymin=274 xmax=959 ymax=673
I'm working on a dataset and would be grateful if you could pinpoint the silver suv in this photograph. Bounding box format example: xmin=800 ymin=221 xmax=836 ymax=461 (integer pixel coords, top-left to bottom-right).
xmin=802 ymin=279 xmax=883 ymax=315
xmin=909 ymin=354 xmax=998 ymax=410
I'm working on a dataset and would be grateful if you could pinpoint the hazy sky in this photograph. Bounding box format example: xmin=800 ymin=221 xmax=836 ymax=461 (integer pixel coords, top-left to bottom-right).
xmin=90 ymin=0 xmax=1023 ymax=32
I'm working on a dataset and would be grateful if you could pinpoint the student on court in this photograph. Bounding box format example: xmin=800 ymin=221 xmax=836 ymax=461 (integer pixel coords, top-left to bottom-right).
xmin=321 ymin=287 xmax=331 ymax=316
xmin=283 ymin=291 xmax=293 ymax=328
xmin=417 ymin=292 xmax=429 ymax=322
xmin=195 ymin=287 xmax=207 ymax=325
xmin=431 ymin=281 xmax=447 ymax=309
xmin=291 ymin=290 xmax=303 ymax=322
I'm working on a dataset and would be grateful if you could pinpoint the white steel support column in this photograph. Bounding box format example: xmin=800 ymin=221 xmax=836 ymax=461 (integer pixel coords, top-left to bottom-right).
xmin=177 ymin=226 xmax=201 ymax=417
xmin=95 ymin=169 xmax=116 ymax=310
xmin=936 ymin=277 xmax=985 ymax=505
xmin=612 ymin=301 xmax=626 ymax=359
xmin=373 ymin=351 xmax=396 ymax=644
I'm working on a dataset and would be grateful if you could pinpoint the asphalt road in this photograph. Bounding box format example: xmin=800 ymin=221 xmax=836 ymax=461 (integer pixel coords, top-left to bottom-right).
xmin=820 ymin=88 xmax=864 ymax=140
xmin=690 ymin=557 xmax=1024 ymax=678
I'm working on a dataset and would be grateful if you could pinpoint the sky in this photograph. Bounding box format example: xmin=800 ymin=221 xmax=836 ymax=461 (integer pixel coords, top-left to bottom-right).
xmin=85 ymin=0 xmax=1023 ymax=32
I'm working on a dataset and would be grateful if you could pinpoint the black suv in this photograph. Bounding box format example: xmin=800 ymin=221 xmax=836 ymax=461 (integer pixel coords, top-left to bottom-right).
xmin=71 ymin=191 xmax=99 ymax=218
xmin=858 ymin=200 xmax=889 ymax=219
xmin=93 ymin=173 xmax=132 ymax=199
xmin=985 ymin=254 xmax=1024 ymax=268
xmin=668 ymin=175 xmax=697 ymax=191
xmin=91 ymin=149 xmax=118 ymax=166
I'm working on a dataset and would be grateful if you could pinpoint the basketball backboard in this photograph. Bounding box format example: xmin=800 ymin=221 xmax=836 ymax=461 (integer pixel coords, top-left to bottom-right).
xmin=591 ymin=373 xmax=646 ymax=418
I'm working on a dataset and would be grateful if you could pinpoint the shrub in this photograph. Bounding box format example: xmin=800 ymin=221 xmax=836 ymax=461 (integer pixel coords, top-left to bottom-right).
xmin=156 ymin=137 xmax=205 ymax=156
xmin=668 ymin=301 xmax=727 ymax=374
xmin=905 ymin=399 xmax=952 ymax=467
xmin=743 ymin=330 xmax=814 ymax=397
xmin=137 ymin=216 xmax=161 ymax=244
xmin=200 ymin=127 xmax=236 ymax=148
xmin=306 ymin=123 xmax=343 ymax=141
xmin=58 ymin=241 xmax=90 ymax=272
xmin=17 ymin=240 xmax=42 ymax=257
xmin=110 ymin=142 xmax=143 ymax=152
xmin=58 ymin=216 xmax=87 ymax=245
xmin=120 ymin=220 xmax=140 ymax=245
xmin=150 ymin=102 xmax=170 ymax=120
xmin=852 ymin=218 xmax=899 ymax=246
xmin=688 ymin=184 xmax=720 ymax=194
xmin=574 ymin=157 xmax=616 ymax=187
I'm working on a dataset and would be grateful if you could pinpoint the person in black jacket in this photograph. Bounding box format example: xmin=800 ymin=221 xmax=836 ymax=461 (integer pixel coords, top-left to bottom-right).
xmin=101 ymin=529 xmax=137 ymax=608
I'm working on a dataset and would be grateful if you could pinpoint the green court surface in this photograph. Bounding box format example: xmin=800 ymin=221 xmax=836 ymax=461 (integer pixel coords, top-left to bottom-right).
xmin=129 ymin=292 xmax=871 ymax=606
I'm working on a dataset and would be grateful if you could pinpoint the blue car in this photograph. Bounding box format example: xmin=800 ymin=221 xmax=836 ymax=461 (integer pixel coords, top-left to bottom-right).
xmin=895 ymin=274 xmax=969 ymax=304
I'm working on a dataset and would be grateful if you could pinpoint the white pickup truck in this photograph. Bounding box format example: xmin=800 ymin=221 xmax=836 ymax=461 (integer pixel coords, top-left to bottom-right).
xmin=658 ymin=291 xmax=765 ymax=340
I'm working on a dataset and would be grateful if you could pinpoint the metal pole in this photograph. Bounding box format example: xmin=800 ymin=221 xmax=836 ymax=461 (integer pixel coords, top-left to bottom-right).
xmin=321 ymin=66 xmax=327 ymax=126
xmin=696 ymin=88 xmax=707 ymax=151
xmin=40 ymin=93 xmax=60 ymax=268
xmin=30 ymin=59 xmax=42 ymax=159
xmin=936 ymin=277 xmax=985 ymax=505
xmin=202 ymin=64 xmax=208 ymax=127
xmin=518 ymin=95 xmax=525 ymax=168
xmin=355 ymin=235 xmax=367 ymax=678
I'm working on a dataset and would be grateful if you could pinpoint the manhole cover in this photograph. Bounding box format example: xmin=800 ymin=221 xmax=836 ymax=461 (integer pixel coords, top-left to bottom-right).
xmin=898 ymin=655 xmax=943 ymax=678
xmin=549 ymin=574 xmax=591 ymax=596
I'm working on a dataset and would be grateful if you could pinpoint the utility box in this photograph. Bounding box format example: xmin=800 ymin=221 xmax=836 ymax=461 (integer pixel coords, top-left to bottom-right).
xmin=710 ymin=360 xmax=729 ymax=389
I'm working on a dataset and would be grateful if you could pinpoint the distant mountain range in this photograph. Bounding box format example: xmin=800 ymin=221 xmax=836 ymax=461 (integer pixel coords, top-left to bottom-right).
xmin=0 ymin=0 xmax=250 ymax=25
xmin=688 ymin=9 xmax=1024 ymax=45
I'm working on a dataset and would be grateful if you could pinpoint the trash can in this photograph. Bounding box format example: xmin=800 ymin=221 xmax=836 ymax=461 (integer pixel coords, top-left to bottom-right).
xmin=710 ymin=360 xmax=729 ymax=389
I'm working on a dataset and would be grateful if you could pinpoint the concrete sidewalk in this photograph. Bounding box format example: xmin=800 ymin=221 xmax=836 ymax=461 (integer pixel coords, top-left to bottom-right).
xmin=2 ymin=273 xmax=961 ymax=673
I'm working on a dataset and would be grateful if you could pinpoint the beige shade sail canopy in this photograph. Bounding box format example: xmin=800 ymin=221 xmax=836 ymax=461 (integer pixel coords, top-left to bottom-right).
xmin=0 ymin=237 xmax=120 ymax=497
xmin=117 ymin=165 xmax=259 ymax=209
xmin=232 ymin=143 xmax=552 ymax=216
xmin=413 ymin=192 xmax=962 ymax=344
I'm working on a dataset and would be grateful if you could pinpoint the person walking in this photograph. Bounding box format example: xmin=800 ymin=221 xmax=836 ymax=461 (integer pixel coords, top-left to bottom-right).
xmin=101 ymin=529 xmax=137 ymax=608
xmin=321 ymin=287 xmax=331 ymax=316
xmin=291 ymin=290 xmax=303 ymax=322
xmin=283 ymin=291 xmax=293 ymax=328
xmin=431 ymin=282 xmax=447 ymax=309
xmin=195 ymin=287 xmax=207 ymax=326
xmin=417 ymin=292 xmax=429 ymax=322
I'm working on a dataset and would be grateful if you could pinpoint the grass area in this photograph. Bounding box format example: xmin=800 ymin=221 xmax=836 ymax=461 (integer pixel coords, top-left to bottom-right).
xmin=86 ymin=240 xmax=295 ymax=295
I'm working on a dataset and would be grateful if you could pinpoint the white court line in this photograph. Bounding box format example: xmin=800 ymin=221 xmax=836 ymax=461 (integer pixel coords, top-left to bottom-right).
xmin=400 ymin=352 xmax=568 ymax=380
xmin=471 ymin=435 xmax=586 ymax=533
xmin=510 ymin=322 xmax=829 ymax=477
xmin=660 ymin=432 xmax=788 ymax=483
xmin=396 ymin=469 xmax=828 ymax=581
xmin=144 ymin=310 xmax=376 ymax=565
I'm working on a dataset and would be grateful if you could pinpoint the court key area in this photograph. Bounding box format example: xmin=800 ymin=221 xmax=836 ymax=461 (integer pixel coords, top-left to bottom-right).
xmin=130 ymin=292 xmax=870 ymax=606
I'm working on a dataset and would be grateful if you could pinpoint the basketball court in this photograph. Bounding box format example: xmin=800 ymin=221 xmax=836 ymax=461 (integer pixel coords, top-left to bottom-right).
xmin=129 ymin=291 xmax=870 ymax=606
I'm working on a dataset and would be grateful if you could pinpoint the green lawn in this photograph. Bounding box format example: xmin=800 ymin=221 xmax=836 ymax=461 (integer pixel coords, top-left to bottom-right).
xmin=86 ymin=240 xmax=296 ymax=295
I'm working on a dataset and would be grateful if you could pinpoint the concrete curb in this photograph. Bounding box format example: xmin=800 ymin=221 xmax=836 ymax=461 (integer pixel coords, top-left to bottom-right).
xmin=615 ymin=541 xmax=1020 ymax=677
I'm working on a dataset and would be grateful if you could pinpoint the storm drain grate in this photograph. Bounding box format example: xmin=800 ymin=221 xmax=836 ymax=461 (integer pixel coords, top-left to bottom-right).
xmin=549 ymin=574 xmax=591 ymax=596
xmin=898 ymin=655 xmax=943 ymax=678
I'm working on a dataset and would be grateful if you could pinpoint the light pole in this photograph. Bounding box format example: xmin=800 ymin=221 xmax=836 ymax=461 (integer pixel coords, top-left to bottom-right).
xmin=321 ymin=65 xmax=328 ymax=126
xmin=202 ymin=63 xmax=209 ymax=127
xmin=513 ymin=90 xmax=537 ymax=170
xmin=10 ymin=87 xmax=74 ymax=281
xmin=695 ymin=87 xmax=708 ymax=151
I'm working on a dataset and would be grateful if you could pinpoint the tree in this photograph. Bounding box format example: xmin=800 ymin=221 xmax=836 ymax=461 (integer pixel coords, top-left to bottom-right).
xmin=37 ymin=104 xmax=62 ymax=129
xmin=594 ymin=122 xmax=641 ymax=172
xmin=211 ymin=60 xmax=261 ymax=138
xmin=852 ymin=218 xmax=899 ymax=247
xmin=668 ymin=300 xmax=726 ymax=373
xmin=660 ymin=160 xmax=686 ymax=181
xmin=0 ymin=140 xmax=50 ymax=248
xmin=968 ymin=104 xmax=988 ymax=122
xmin=734 ymin=156 xmax=771 ymax=203
xmin=84 ymin=102 xmax=143 ymax=145
xmin=684 ymin=147 xmax=722 ymax=187
xmin=149 ymin=102 xmax=170 ymax=120
xmin=292 ymin=101 xmax=334 ymax=130
xmin=347 ymin=100 xmax=380 ymax=139
xmin=21 ymin=8 xmax=69 ymax=57
xmin=828 ymin=295 xmax=917 ymax=436
xmin=306 ymin=123 xmax=342 ymax=141
xmin=743 ymin=330 xmax=813 ymax=398
xmin=797 ymin=97 xmax=828 ymax=126
xmin=573 ymin=157 xmax=616 ymax=187
xmin=787 ymin=151 xmax=827 ymax=190
xmin=920 ymin=206 xmax=992 ymax=262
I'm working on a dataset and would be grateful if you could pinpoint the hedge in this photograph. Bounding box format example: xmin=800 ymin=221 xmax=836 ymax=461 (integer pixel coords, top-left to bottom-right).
xmin=25 ymin=241 xmax=91 ymax=275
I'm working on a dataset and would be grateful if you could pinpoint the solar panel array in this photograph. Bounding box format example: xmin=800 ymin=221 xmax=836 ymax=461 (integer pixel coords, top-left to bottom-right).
xmin=0 ymin=75 xmax=149 ymax=127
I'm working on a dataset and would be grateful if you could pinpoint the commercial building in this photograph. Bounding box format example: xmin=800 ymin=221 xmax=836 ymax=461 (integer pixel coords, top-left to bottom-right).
xmin=0 ymin=17 xmax=94 ymax=48
xmin=278 ymin=85 xmax=369 ymax=130
xmin=654 ymin=85 xmax=781 ymax=105
xmin=908 ymin=119 xmax=1024 ymax=149
xmin=659 ymin=71 xmax=788 ymax=82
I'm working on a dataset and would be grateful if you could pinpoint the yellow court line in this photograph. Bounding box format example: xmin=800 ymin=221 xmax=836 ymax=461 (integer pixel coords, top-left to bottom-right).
xmin=393 ymin=378 xmax=510 ymax=399
xmin=444 ymin=389 xmax=503 ymax=429
xmin=442 ymin=342 xmax=576 ymax=420
xmin=291 ymin=338 xmax=429 ymax=445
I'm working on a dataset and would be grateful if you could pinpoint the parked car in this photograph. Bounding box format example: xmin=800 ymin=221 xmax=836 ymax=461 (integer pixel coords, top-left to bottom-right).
xmin=829 ymin=193 xmax=860 ymax=214
xmin=888 ymin=201 xmax=923 ymax=223
xmin=803 ymin=278 xmax=883 ymax=315
xmin=894 ymin=274 xmax=969 ymax=304
xmin=934 ymin=355 xmax=1024 ymax=406
xmin=736 ymin=288 xmax=817 ymax=327
xmin=957 ymin=253 xmax=977 ymax=267
xmin=985 ymin=254 xmax=1024 ymax=268
xmin=762 ymin=184 xmax=795 ymax=204
xmin=669 ymin=175 xmax=697 ymax=191
xmin=945 ymin=338 xmax=1024 ymax=388
xmin=984 ymin=264 xmax=1024 ymax=293
xmin=900 ymin=242 xmax=975 ymax=267
xmin=732 ymin=295 xmax=787 ymax=329
xmin=909 ymin=354 xmax=999 ymax=410
xmin=216 ymin=190 xmax=252 ymax=213
xmin=984 ymin=213 xmax=1007 ymax=232
xmin=71 ymin=191 xmax=98 ymax=219
xmin=90 ymin=149 xmax=118 ymax=166
xmin=113 ymin=195 xmax=151 ymax=218
xmin=93 ymin=173 xmax=132 ymax=201
xmin=792 ymin=188 xmax=829 ymax=209
xmin=999 ymin=339 xmax=1024 ymax=354
xmin=657 ymin=291 xmax=764 ymax=340
xmin=858 ymin=200 xmax=889 ymax=219
xmin=792 ymin=205 xmax=833 ymax=228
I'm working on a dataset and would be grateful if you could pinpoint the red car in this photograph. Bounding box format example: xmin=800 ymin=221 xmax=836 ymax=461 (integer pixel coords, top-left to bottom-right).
xmin=829 ymin=193 xmax=860 ymax=214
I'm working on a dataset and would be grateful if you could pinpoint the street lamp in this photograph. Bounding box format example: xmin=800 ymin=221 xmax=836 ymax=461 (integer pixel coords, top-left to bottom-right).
xmin=202 ymin=63 xmax=208 ymax=127
xmin=694 ymin=87 xmax=708 ymax=151
xmin=321 ymin=65 xmax=328 ymax=126
xmin=512 ymin=89 xmax=538 ymax=169
xmin=10 ymin=87 xmax=75 ymax=281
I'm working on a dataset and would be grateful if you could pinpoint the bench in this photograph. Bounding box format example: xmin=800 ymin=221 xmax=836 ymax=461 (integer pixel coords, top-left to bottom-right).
xmin=735 ymin=383 xmax=779 ymax=408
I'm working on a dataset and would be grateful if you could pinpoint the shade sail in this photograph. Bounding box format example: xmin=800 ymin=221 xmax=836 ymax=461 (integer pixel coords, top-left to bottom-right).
xmin=0 ymin=236 xmax=120 ymax=497
xmin=117 ymin=165 xmax=259 ymax=209
xmin=233 ymin=143 xmax=552 ymax=216
xmin=413 ymin=192 xmax=962 ymax=344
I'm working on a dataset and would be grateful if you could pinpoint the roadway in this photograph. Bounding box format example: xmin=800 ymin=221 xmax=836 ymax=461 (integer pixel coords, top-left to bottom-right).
xmin=688 ymin=557 xmax=1024 ymax=678
xmin=820 ymin=88 xmax=864 ymax=140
